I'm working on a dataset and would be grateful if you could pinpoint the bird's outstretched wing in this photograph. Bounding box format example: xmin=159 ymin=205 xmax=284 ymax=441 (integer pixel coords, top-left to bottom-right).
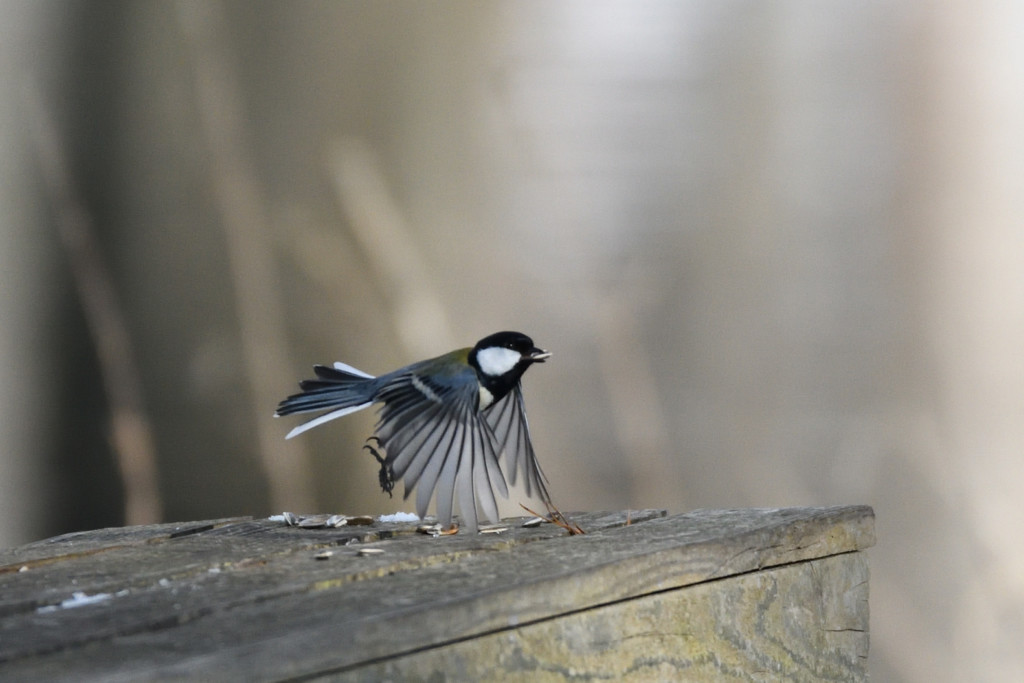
xmin=484 ymin=382 xmax=551 ymax=506
xmin=374 ymin=366 xmax=509 ymax=532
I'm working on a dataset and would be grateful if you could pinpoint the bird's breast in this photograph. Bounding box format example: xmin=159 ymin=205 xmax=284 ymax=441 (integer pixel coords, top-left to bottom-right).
xmin=478 ymin=385 xmax=494 ymax=410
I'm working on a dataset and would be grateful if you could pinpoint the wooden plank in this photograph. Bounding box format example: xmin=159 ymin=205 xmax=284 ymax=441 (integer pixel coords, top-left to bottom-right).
xmin=0 ymin=506 xmax=873 ymax=681
xmin=347 ymin=552 xmax=870 ymax=682
xmin=0 ymin=510 xmax=663 ymax=662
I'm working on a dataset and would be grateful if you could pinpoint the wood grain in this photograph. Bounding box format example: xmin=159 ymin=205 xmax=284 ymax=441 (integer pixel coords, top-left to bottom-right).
xmin=350 ymin=552 xmax=869 ymax=682
xmin=0 ymin=506 xmax=873 ymax=681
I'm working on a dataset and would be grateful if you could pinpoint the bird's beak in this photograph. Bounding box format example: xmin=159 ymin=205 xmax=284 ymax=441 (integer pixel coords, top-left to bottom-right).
xmin=529 ymin=348 xmax=552 ymax=363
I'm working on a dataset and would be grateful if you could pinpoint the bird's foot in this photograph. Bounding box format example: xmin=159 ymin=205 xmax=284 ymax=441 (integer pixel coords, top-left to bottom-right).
xmin=363 ymin=437 xmax=394 ymax=497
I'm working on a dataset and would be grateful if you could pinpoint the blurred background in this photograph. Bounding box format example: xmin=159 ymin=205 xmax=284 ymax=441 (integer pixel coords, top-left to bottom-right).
xmin=2 ymin=1 xmax=1022 ymax=680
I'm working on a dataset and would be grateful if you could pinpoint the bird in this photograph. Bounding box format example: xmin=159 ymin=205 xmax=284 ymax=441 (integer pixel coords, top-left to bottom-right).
xmin=275 ymin=331 xmax=553 ymax=532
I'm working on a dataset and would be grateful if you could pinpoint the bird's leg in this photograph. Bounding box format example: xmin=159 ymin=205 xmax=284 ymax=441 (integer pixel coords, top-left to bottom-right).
xmin=363 ymin=436 xmax=394 ymax=497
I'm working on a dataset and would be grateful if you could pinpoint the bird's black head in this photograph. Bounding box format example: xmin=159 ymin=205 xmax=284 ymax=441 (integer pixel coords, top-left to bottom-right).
xmin=468 ymin=331 xmax=550 ymax=404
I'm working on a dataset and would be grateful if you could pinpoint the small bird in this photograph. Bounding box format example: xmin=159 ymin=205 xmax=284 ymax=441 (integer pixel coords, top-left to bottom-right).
xmin=275 ymin=331 xmax=553 ymax=532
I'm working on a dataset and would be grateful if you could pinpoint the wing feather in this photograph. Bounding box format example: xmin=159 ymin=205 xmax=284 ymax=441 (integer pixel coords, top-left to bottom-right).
xmin=387 ymin=403 xmax=448 ymax=478
xmin=432 ymin=405 xmax=466 ymax=529
xmin=472 ymin=415 xmax=502 ymax=524
xmin=454 ymin=402 xmax=478 ymax=532
xmin=484 ymin=383 xmax=551 ymax=504
xmin=413 ymin=422 xmax=452 ymax=518
xmin=369 ymin=365 xmax=531 ymax=531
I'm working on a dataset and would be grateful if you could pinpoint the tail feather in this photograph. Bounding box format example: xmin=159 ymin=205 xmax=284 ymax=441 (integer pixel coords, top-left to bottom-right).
xmin=289 ymin=363 xmax=377 ymax=393
xmin=275 ymin=362 xmax=378 ymax=422
xmin=276 ymin=392 xmax=369 ymax=415
xmin=284 ymin=402 xmax=373 ymax=439
xmin=315 ymin=363 xmax=374 ymax=381
xmin=298 ymin=379 xmax=356 ymax=392
xmin=329 ymin=361 xmax=375 ymax=379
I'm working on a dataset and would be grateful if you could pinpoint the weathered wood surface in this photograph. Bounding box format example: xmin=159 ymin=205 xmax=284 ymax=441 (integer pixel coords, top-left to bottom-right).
xmin=0 ymin=506 xmax=874 ymax=681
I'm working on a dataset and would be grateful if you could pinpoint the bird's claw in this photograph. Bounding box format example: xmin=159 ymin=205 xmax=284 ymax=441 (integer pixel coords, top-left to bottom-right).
xmin=363 ymin=437 xmax=394 ymax=497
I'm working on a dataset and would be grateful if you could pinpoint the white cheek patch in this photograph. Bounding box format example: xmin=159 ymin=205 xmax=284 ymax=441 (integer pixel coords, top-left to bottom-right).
xmin=476 ymin=347 xmax=521 ymax=377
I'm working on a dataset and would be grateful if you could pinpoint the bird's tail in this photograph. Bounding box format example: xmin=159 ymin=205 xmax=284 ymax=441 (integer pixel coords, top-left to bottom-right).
xmin=275 ymin=362 xmax=378 ymax=439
